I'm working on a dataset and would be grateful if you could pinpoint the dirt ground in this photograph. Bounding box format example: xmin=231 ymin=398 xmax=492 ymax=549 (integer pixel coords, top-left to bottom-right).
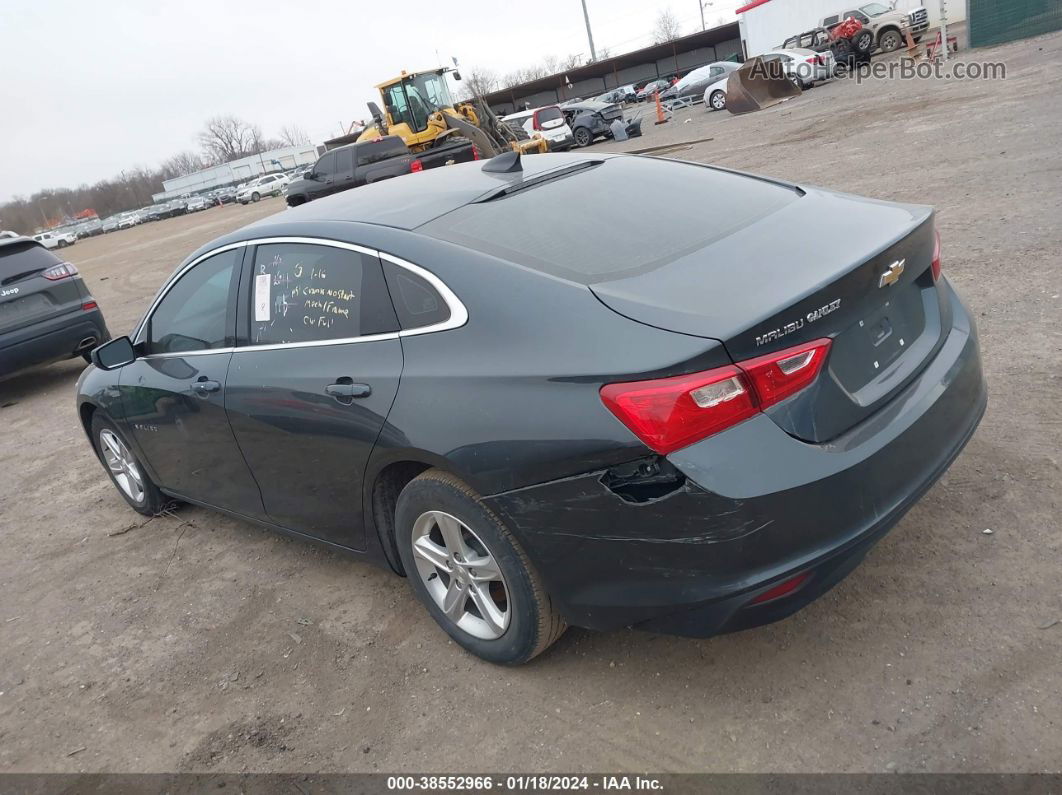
xmin=1 ymin=28 xmax=1060 ymax=774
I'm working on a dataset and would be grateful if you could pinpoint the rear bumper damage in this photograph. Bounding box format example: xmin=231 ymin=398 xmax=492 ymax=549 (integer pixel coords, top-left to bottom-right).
xmin=483 ymin=284 xmax=986 ymax=637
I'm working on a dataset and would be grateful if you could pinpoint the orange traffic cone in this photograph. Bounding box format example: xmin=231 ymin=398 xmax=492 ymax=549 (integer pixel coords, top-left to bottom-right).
xmin=654 ymin=89 xmax=668 ymax=125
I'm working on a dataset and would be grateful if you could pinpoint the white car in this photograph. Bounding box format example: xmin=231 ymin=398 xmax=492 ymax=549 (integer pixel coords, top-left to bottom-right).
xmin=117 ymin=213 xmax=138 ymax=229
xmin=0 ymin=230 xmax=19 ymax=239
xmin=759 ymin=48 xmax=836 ymax=89
xmin=502 ymin=106 xmax=576 ymax=152
xmin=704 ymin=49 xmax=836 ymax=112
xmin=185 ymin=196 xmax=209 ymax=212
xmin=237 ymin=174 xmax=291 ymax=204
xmin=32 ymin=230 xmax=77 ymax=249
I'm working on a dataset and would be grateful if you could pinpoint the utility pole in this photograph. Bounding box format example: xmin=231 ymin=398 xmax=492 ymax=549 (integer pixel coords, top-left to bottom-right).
xmin=700 ymin=1 xmax=715 ymax=31
xmin=580 ymin=0 xmax=597 ymax=62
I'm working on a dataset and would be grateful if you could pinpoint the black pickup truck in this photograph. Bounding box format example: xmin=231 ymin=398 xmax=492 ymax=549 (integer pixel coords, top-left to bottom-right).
xmin=285 ymin=135 xmax=478 ymax=207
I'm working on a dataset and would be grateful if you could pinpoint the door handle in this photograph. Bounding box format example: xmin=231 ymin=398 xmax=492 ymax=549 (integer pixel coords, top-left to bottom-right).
xmin=192 ymin=378 xmax=221 ymax=394
xmin=325 ymin=378 xmax=371 ymax=402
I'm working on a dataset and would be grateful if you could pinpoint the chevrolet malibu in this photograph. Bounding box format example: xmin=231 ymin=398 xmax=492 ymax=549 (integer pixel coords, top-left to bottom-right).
xmin=77 ymin=153 xmax=986 ymax=664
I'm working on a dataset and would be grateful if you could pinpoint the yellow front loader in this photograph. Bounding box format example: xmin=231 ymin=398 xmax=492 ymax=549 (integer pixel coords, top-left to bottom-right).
xmin=357 ymin=68 xmax=547 ymax=157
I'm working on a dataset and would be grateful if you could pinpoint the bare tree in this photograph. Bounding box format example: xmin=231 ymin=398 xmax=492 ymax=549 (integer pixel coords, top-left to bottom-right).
xmin=198 ymin=115 xmax=261 ymax=164
xmin=561 ymin=53 xmax=584 ymax=70
xmin=278 ymin=124 xmax=310 ymax=147
xmin=460 ymin=67 xmax=499 ymax=99
xmin=160 ymin=151 xmax=204 ymax=178
xmin=652 ymin=9 xmax=683 ymax=43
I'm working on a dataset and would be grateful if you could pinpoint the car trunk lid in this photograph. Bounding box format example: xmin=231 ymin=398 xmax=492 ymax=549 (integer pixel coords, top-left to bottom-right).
xmin=590 ymin=187 xmax=945 ymax=442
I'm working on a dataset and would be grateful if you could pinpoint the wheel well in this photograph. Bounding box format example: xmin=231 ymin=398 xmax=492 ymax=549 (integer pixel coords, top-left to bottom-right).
xmin=79 ymin=402 xmax=96 ymax=439
xmin=371 ymin=461 xmax=432 ymax=575
xmin=878 ymin=25 xmax=900 ymax=41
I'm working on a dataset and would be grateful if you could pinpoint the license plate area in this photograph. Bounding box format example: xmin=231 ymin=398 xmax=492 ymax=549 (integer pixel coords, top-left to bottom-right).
xmin=829 ymin=280 xmax=929 ymax=400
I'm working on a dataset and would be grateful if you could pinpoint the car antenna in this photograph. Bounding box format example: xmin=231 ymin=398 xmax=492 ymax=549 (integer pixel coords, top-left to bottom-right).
xmin=481 ymin=150 xmax=522 ymax=174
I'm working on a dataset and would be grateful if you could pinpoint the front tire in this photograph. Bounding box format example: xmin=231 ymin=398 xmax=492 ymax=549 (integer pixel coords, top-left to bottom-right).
xmin=879 ymin=29 xmax=902 ymax=52
xmin=395 ymin=469 xmax=566 ymax=665
xmin=709 ymin=90 xmax=726 ymax=111
xmin=853 ymin=29 xmax=874 ymax=54
xmin=251 ymin=192 xmax=261 ymax=203
xmin=91 ymin=414 xmax=168 ymax=516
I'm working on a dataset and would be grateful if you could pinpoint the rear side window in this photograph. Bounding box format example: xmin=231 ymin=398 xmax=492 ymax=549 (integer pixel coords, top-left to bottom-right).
xmin=358 ymin=137 xmax=408 ymax=165
xmin=382 ymin=260 xmax=451 ymax=330
xmin=421 ymin=156 xmax=798 ymax=284
xmin=823 ymin=14 xmax=840 ymax=24
xmin=1 ymin=243 xmax=61 ymax=284
xmin=149 ymin=249 xmax=239 ymax=354
xmin=335 ymin=147 xmax=354 ymax=174
xmin=248 ymin=243 xmax=397 ymax=346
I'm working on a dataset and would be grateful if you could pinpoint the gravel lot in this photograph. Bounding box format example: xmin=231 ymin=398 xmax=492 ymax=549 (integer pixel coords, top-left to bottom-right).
xmin=1 ymin=28 xmax=1060 ymax=774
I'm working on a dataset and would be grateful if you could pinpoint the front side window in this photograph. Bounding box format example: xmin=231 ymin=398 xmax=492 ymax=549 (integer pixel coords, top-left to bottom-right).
xmin=149 ymin=249 xmax=239 ymax=354
xmin=248 ymin=243 xmax=397 ymax=346
xmin=315 ymin=152 xmax=336 ymax=178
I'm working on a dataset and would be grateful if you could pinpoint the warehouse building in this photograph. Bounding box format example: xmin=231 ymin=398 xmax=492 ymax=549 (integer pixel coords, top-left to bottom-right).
xmin=481 ymin=22 xmax=743 ymax=115
xmin=151 ymin=144 xmax=321 ymax=202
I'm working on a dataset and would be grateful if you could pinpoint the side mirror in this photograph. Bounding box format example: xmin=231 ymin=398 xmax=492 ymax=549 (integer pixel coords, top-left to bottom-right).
xmin=304 ymin=171 xmax=317 ymax=181
xmin=90 ymin=336 xmax=136 ymax=370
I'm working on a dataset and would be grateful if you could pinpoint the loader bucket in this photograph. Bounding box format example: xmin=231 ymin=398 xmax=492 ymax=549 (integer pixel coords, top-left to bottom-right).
xmin=725 ymin=56 xmax=801 ymax=115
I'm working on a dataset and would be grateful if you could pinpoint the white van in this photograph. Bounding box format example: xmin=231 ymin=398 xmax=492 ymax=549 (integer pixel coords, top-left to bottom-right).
xmin=502 ymin=106 xmax=576 ymax=152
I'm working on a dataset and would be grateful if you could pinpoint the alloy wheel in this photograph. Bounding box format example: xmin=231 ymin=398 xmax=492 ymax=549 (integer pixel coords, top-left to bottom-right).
xmin=99 ymin=429 xmax=145 ymax=503
xmin=410 ymin=510 xmax=510 ymax=640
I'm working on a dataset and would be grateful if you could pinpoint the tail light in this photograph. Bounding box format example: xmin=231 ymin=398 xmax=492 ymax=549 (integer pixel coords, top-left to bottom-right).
xmin=532 ymin=110 xmax=542 ymax=130
xmin=931 ymin=229 xmax=942 ymax=281
xmin=42 ymin=262 xmax=78 ymax=280
xmin=600 ymin=339 xmax=832 ymax=454
xmin=82 ymin=300 xmax=98 ymax=312
xmin=410 ymin=159 xmax=424 ymax=173
xmin=471 ymin=145 xmax=481 ymax=161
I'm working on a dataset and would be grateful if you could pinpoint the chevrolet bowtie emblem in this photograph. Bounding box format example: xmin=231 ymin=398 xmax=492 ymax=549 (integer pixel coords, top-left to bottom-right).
xmin=878 ymin=259 xmax=905 ymax=288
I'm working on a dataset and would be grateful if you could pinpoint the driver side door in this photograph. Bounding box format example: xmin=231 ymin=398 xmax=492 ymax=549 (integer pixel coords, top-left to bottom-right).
xmin=118 ymin=246 xmax=265 ymax=518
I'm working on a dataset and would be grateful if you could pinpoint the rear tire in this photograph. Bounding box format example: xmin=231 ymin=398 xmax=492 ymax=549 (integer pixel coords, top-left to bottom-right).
xmin=853 ymin=29 xmax=874 ymax=53
xmin=395 ymin=469 xmax=566 ymax=665
xmin=573 ymin=127 xmax=592 ymax=147
xmin=58 ymin=240 xmax=67 ymax=248
xmin=91 ymin=414 xmax=168 ymax=516
xmin=709 ymin=90 xmax=726 ymax=111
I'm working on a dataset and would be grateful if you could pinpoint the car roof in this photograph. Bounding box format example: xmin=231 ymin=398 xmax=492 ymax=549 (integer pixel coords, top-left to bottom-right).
xmin=0 ymin=236 xmax=44 ymax=252
xmin=253 ymin=152 xmax=620 ymax=232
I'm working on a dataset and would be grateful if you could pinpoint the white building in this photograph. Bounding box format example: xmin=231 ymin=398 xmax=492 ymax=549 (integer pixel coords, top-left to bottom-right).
xmin=152 ymin=144 xmax=321 ymax=202
xmin=736 ymin=0 xmax=965 ymax=57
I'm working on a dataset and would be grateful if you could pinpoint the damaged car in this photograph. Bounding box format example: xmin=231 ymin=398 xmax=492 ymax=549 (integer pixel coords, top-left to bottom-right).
xmin=561 ymin=101 xmax=640 ymax=147
xmin=77 ymin=152 xmax=986 ymax=665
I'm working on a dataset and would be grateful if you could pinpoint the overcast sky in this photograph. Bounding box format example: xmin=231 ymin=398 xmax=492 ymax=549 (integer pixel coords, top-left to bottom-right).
xmin=1 ymin=0 xmax=741 ymax=202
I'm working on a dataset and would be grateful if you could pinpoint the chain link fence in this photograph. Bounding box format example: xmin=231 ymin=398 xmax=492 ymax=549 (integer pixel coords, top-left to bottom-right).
xmin=968 ymin=0 xmax=1062 ymax=47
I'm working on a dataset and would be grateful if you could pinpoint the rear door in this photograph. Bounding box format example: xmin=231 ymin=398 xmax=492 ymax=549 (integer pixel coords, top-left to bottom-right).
xmin=334 ymin=146 xmax=355 ymax=191
xmin=0 ymin=242 xmax=83 ymax=336
xmin=224 ymin=239 xmax=403 ymax=548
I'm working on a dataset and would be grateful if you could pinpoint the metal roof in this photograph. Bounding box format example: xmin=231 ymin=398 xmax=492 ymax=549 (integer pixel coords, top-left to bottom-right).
xmin=480 ymin=22 xmax=742 ymax=107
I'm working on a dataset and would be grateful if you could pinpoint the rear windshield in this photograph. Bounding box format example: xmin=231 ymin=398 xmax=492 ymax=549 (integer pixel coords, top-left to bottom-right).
xmin=358 ymin=137 xmax=408 ymax=165
xmin=420 ymin=156 xmax=798 ymax=283
xmin=536 ymin=107 xmax=563 ymax=124
xmin=0 ymin=242 xmax=61 ymax=284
